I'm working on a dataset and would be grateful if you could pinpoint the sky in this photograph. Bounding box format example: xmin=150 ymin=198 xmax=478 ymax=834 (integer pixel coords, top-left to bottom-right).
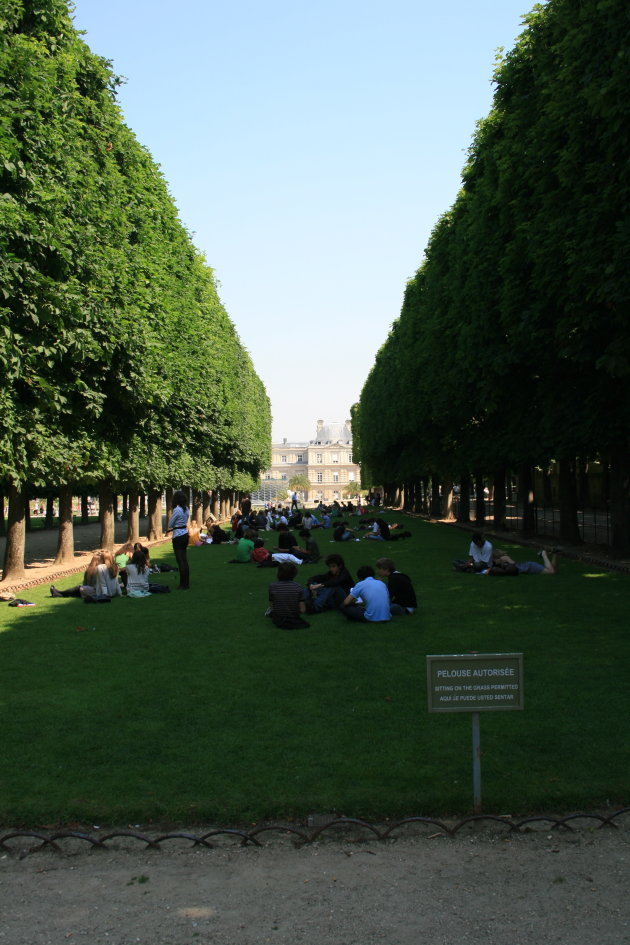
xmin=72 ymin=0 xmax=533 ymax=443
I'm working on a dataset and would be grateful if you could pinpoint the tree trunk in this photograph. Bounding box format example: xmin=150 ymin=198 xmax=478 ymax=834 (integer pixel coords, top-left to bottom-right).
xmin=81 ymin=494 xmax=89 ymax=525
xmin=45 ymin=495 xmax=55 ymax=529
xmin=518 ymin=465 xmax=536 ymax=538
xmin=420 ymin=476 xmax=429 ymax=515
xmin=202 ymin=490 xmax=211 ymax=523
xmin=221 ymin=494 xmax=230 ymax=520
xmin=493 ymin=467 xmax=506 ymax=530
xmin=24 ymin=487 xmax=32 ymax=532
xmin=147 ymin=488 xmax=163 ymax=541
xmin=165 ymin=487 xmax=174 ymax=527
xmin=99 ymin=480 xmax=115 ymax=550
xmin=542 ymin=467 xmax=553 ymax=506
xmin=577 ymin=458 xmax=590 ymax=507
xmin=192 ymin=489 xmax=203 ymax=526
xmin=1 ymin=484 xmax=26 ymax=583
xmin=474 ymin=472 xmax=485 ymax=524
xmin=126 ymin=493 xmax=140 ymax=543
xmin=558 ymin=458 xmax=582 ymax=544
xmin=210 ymin=489 xmax=219 ymax=519
xmin=430 ymin=475 xmax=441 ymax=518
xmin=54 ymin=484 xmax=75 ymax=565
xmin=442 ymin=478 xmax=455 ymax=521
xmin=457 ymin=473 xmax=471 ymax=524
xmin=609 ymin=452 xmax=630 ymax=555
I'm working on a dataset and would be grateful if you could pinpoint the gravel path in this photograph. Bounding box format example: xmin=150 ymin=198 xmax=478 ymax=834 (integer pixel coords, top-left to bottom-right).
xmin=1 ymin=829 xmax=628 ymax=945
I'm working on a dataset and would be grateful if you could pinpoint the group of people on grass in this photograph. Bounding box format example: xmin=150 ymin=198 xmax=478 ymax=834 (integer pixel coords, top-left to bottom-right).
xmin=267 ymin=554 xmax=418 ymax=630
xmin=453 ymin=532 xmax=557 ymax=576
xmin=46 ymin=489 xmax=558 ymax=607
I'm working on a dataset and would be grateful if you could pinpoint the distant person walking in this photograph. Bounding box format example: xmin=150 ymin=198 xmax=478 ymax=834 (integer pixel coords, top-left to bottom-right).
xmin=167 ymin=490 xmax=190 ymax=590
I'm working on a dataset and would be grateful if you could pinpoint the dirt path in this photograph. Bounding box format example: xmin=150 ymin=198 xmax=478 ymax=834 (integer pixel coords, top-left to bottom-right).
xmin=1 ymin=829 xmax=628 ymax=945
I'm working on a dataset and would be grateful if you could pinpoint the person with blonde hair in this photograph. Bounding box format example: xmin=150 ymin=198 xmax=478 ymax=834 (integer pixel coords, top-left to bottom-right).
xmin=50 ymin=550 xmax=121 ymax=601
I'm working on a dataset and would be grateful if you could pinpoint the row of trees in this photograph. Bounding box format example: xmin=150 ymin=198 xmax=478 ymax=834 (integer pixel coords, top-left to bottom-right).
xmin=353 ymin=0 xmax=630 ymax=552
xmin=0 ymin=0 xmax=271 ymax=581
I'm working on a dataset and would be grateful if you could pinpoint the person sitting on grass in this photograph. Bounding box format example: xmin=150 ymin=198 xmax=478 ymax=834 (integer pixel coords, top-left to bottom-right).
xmin=122 ymin=549 xmax=172 ymax=595
xmin=229 ymin=528 xmax=257 ymax=563
xmin=333 ymin=521 xmax=357 ymax=541
xmin=115 ymin=542 xmax=134 ymax=569
xmin=123 ymin=549 xmax=153 ymax=597
xmin=469 ymin=532 xmax=493 ymax=569
xmin=291 ymin=529 xmax=321 ymax=563
xmin=275 ymin=523 xmax=298 ymax=553
xmin=341 ymin=565 xmax=391 ymax=623
xmin=204 ymin=522 xmax=230 ymax=544
xmin=307 ymin=554 xmax=355 ymax=612
xmin=375 ymin=557 xmax=417 ymax=615
xmin=302 ymin=510 xmax=320 ymax=531
xmin=50 ymin=550 xmax=122 ymax=602
xmin=266 ymin=561 xmax=310 ymax=630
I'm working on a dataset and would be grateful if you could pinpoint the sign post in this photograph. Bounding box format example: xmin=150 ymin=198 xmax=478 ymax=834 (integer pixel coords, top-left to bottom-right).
xmin=426 ymin=653 xmax=524 ymax=812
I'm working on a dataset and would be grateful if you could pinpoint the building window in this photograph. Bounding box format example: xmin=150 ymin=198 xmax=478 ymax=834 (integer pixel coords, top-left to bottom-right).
xmin=265 ymin=473 xmax=271 ymax=480
xmin=317 ymin=472 xmax=323 ymax=483
xmin=281 ymin=473 xmax=287 ymax=480
xmin=348 ymin=471 xmax=355 ymax=481
xmin=333 ymin=471 xmax=339 ymax=483
xmin=281 ymin=455 xmax=287 ymax=463
xmin=348 ymin=454 xmax=353 ymax=463
xmin=316 ymin=453 xmax=323 ymax=463
xmin=297 ymin=454 xmax=303 ymax=463
xmin=332 ymin=452 xmax=339 ymax=463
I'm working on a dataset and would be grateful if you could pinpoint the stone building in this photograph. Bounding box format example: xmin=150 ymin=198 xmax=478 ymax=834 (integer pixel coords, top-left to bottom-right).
xmin=257 ymin=419 xmax=361 ymax=504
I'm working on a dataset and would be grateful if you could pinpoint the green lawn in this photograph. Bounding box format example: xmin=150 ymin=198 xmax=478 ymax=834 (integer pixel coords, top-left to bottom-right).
xmin=1 ymin=514 xmax=628 ymax=825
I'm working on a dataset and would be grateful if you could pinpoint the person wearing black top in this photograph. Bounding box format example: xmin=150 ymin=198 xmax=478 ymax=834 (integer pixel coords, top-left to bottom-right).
xmin=307 ymin=554 xmax=354 ymax=612
xmin=376 ymin=557 xmax=417 ymax=615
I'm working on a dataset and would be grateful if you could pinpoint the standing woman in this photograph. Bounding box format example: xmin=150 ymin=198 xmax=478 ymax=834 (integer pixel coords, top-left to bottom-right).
xmin=167 ymin=490 xmax=190 ymax=590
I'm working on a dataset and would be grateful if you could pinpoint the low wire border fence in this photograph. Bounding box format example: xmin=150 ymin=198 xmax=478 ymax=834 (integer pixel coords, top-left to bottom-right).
xmin=2 ymin=808 xmax=628 ymax=856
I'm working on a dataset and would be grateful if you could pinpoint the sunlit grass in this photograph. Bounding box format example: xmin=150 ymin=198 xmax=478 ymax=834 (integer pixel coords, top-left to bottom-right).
xmin=0 ymin=514 xmax=628 ymax=825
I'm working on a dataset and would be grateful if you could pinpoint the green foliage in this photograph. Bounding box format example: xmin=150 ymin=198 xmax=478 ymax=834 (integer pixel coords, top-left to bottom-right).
xmin=288 ymin=474 xmax=310 ymax=492
xmin=0 ymin=0 xmax=270 ymax=495
xmin=355 ymin=0 xmax=630 ymax=526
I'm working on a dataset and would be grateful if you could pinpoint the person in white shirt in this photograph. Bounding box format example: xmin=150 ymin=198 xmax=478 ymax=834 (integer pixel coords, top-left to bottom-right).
xmin=166 ymin=490 xmax=190 ymax=590
xmin=468 ymin=532 xmax=493 ymax=571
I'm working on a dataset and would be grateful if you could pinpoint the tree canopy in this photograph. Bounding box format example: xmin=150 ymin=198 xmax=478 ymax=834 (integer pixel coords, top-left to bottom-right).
xmin=354 ymin=0 xmax=630 ymax=548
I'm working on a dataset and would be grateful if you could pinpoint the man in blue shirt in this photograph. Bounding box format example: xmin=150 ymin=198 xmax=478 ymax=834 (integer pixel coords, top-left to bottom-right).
xmin=341 ymin=565 xmax=391 ymax=623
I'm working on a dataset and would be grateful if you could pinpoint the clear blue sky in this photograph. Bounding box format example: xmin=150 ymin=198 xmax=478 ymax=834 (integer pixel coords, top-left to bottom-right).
xmin=72 ymin=0 xmax=532 ymax=443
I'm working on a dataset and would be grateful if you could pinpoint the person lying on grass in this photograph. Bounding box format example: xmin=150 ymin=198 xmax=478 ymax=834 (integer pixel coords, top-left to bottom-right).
xmin=266 ymin=561 xmax=310 ymax=630
xmin=482 ymin=548 xmax=557 ymax=576
xmin=50 ymin=550 xmax=122 ymax=602
xmin=375 ymin=557 xmax=417 ymax=615
xmin=341 ymin=565 xmax=391 ymax=623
